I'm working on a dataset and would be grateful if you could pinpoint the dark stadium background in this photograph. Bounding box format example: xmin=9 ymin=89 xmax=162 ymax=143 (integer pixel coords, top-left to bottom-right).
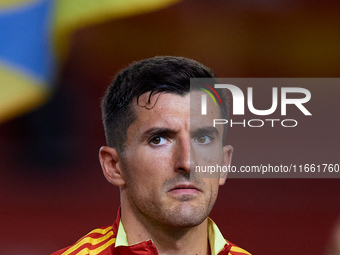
xmin=0 ymin=0 xmax=339 ymax=254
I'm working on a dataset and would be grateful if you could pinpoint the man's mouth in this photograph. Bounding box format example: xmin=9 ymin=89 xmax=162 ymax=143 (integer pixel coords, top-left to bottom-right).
xmin=169 ymin=183 xmax=200 ymax=195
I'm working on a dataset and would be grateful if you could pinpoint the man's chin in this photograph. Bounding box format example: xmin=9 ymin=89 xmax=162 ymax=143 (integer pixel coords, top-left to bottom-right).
xmin=165 ymin=215 xmax=207 ymax=228
xmin=163 ymin=204 xmax=209 ymax=228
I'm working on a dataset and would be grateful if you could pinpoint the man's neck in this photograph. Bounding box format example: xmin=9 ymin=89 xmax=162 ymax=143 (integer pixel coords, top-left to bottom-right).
xmin=121 ymin=206 xmax=210 ymax=255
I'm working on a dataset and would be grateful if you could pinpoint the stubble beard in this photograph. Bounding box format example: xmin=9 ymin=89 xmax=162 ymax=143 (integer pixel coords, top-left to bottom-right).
xmin=121 ymin=160 xmax=218 ymax=229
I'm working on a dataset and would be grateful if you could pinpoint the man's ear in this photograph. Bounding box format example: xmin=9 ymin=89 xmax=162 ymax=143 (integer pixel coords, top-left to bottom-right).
xmin=99 ymin=146 xmax=125 ymax=186
xmin=219 ymin=145 xmax=233 ymax=186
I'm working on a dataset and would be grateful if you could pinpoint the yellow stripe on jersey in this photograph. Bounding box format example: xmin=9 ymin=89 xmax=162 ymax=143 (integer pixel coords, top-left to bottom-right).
xmin=83 ymin=226 xmax=113 ymax=236
xmin=75 ymin=238 xmax=116 ymax=255
xmin=61 ymin=228 xmax=115 ymax=255
xmin=230 ymin=246 xmax=252 ymax=254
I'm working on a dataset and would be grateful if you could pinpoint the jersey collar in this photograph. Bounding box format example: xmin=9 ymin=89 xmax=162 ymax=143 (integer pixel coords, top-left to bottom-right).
xmin=114 ymin=214 xmax=229 ymax=255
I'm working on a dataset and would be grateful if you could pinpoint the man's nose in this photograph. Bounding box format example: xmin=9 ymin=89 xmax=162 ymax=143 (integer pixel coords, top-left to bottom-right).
xmin=174 ymin=136 xmax=192 ymax=174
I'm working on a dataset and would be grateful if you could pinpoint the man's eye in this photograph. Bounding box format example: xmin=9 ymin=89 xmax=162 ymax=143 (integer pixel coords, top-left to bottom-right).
xmin=194 ymin=135 xmax=213 ymax=144
xmin=149 ymin=136 xmax=167 ymax=145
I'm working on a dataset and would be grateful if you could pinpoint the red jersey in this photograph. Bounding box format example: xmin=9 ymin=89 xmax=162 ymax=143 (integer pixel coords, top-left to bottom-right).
xmin=52 ymin=210 xmax=251 ymax=255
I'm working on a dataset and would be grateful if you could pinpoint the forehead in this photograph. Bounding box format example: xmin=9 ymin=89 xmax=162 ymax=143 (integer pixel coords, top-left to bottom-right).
xmin=132 ymin=92 xmax=190 ymax=129
xmin=128 ymin=91 xmax=222 ymax=133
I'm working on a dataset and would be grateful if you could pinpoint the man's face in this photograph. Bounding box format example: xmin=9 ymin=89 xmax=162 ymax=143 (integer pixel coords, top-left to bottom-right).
xmin=117 ymin=91 xmax=232 ymax=228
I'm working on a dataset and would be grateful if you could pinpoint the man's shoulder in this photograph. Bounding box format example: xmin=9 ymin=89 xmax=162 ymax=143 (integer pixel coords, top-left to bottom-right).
xmin=51 ymin=225 xmax=116 ymax=255
xmin=225 ymin=241 xmax=251 ymax=255
xmin=207 ymin=218 xmax=251 ymax=255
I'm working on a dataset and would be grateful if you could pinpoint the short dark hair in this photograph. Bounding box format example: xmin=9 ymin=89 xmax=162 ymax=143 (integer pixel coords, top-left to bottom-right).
xmin=101 ymin=56 xmax=228 ymax=152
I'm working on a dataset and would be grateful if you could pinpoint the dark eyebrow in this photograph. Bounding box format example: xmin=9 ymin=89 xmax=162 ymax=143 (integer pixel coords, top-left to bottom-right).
xmin=191 ymin=126 xmax=220 ymax=138
xmin=140 ymin=127 xmax=177 ymax=141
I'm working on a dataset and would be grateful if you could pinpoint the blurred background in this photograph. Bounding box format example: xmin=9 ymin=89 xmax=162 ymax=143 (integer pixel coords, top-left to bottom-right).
xmin=0 ymin=0 xmax=339 ymax=254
